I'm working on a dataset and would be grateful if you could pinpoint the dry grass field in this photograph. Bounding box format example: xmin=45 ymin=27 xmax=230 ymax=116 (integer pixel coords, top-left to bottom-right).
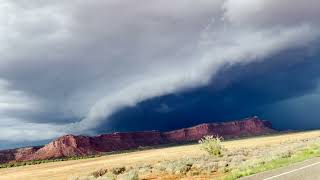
xmin=0 ymin=130 xmax=320 ymax=180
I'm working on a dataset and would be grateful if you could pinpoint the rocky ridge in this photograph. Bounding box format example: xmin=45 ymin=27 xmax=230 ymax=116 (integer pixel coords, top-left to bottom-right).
xmin=0 ymin=117 xmax=274 ymax=163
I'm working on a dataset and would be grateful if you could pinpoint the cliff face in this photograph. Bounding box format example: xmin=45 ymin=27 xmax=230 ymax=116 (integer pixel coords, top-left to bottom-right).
xmin=0 ymin=117 xmax=274 ymax=163
xmin=163 ymin=117 xmax=274 ymax=142
xmin=91 ymin=131 xmax=166 ymax=152
xmin=0 ymin=147 xmax=42 ymax=163
xmin=31 ymin=135 xmax=96 ymax=160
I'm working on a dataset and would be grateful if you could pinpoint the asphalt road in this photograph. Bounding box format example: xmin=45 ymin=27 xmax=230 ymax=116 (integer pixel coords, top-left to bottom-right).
xmin=241 ymin=157 xmax=320 ymax=180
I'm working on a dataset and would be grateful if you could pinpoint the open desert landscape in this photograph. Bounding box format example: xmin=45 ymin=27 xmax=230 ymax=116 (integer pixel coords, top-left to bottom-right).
xmin=0 ymin=130 xmax=319 ymax=180
xmin=1 ymin=0 xmax=320 ymax=179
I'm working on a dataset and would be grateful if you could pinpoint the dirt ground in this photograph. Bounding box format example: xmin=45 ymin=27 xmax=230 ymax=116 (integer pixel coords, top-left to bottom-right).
xmin=0 ymin=130 xmax=319 ymax=180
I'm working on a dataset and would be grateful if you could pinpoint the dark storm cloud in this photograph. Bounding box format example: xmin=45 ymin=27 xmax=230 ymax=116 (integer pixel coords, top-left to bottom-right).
xmin=0 ymin=0 xmax=320 ymax=144
xmin=99 ymin=46 xmax=320 ymax=132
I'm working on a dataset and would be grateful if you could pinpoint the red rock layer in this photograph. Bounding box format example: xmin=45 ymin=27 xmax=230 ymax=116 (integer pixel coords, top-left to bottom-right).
xmin=163 ymin=117 xmax=274 ymax=142
xmin=0 ymin=147 xmax=42 ymax=163
xmin=0 ymin=117 xmax=274 ymax=163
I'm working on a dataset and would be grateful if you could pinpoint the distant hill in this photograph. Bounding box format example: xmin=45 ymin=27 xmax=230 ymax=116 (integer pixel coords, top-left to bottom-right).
xmin=0 ymin=117 xmax=274 ymax=163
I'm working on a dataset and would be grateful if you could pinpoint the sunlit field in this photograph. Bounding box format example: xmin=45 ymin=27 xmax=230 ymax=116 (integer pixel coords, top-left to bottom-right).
xmin=0 ymin=130 xmax=319 ymax=180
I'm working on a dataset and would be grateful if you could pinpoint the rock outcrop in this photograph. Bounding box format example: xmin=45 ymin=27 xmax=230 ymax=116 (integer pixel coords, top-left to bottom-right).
xmin=0 ymin=146 xmax=42 ymax=163
xmin=0 ymin=117 xmax=274 ymax=163
xmin=163 ymin=117 xmax=274 ymax=142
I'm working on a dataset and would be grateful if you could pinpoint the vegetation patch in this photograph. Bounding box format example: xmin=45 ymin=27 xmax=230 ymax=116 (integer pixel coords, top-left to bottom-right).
xmin=222 ymin=144 xmax=320 ymax=180
xmin=199 ymin=135 xmax=225 ymax=157
xmin=71 ymin=136 xmax=320 ymax=180
xmin=0 ymin=155 xmax=102 ymax=169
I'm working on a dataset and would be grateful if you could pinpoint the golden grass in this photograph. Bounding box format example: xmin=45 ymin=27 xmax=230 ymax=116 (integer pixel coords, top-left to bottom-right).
xmin=0 ymin=130 xmax=319 ymax=180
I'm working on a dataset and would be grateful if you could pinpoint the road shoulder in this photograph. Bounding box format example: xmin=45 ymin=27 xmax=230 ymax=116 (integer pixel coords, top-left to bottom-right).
xmin=240 ymin=157 xmax=320 ymax=180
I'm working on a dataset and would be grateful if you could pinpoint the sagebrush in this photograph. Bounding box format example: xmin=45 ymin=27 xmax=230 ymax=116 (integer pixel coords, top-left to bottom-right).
xmin=199 ymin=135 xmax=224 ymax=157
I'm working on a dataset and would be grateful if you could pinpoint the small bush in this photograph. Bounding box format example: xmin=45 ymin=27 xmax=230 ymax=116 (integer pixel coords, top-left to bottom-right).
xmin=117 ymin=170 xmax=139 ymax=180
xmin=111 ymin=167 xmax=126 ymax=175
xmin=199 ymin=135 xmax=224 ymax=157
xmin=92 ymin=169 xmax=108 ymax=178
xmin=281 ymin=150 xmax=294 ymax=158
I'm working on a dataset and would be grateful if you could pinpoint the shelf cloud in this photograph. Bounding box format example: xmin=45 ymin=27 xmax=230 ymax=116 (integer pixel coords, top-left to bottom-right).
xmin=0 ymin=0 xmax=320 ymax=145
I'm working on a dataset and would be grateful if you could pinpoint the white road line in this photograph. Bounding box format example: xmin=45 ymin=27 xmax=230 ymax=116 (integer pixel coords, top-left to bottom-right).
xmin=263 ymin=161 xmax=320 ymax=180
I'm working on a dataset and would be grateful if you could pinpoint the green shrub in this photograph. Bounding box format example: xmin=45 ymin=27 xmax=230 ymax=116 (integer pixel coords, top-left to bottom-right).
xmin=199 ymin=135 xmax=224 ymax=157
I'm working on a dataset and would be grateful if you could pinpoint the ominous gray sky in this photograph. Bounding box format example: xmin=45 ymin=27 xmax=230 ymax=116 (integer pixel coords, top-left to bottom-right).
xmin=1 ymin=0 xmax=320 ymax=146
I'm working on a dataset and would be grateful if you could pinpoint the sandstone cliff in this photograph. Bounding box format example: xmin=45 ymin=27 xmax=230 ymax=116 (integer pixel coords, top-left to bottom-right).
xmin=0 ymin=146 xmax=42 ymax=163
xmin=0 ymin=117 xmax=274 ymax=163
xmin=163 ymin=117 xmax=273 ymax=142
